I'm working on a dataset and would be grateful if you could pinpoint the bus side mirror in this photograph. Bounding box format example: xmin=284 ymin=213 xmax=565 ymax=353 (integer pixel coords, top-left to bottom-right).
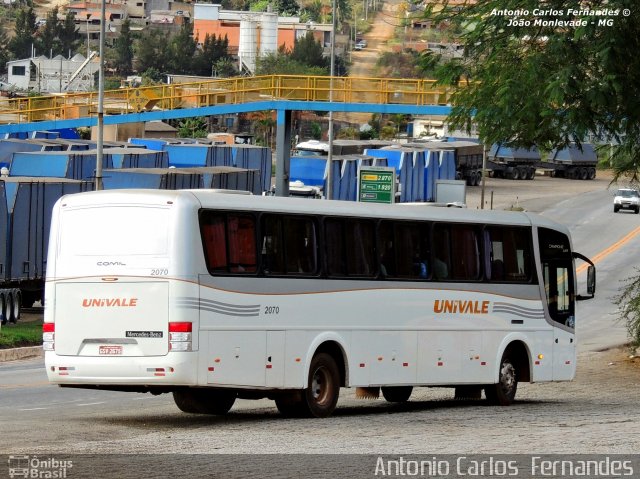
xmin=573 ymin=252 xmax=595 ymax=301
xmin=587 ymin=265 xmax=596 ymax=296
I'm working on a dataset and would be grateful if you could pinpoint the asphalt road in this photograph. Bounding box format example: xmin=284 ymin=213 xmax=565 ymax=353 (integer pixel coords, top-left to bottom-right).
xmin=1 ymin=182 xmax=638 ymax=466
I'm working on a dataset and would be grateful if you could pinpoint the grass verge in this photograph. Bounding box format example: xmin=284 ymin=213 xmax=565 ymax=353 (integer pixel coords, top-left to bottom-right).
xmin=0 ymin=318 xmax=43 ymax=349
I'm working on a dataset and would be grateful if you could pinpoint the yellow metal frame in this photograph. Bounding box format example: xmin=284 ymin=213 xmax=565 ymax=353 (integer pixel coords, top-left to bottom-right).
xmin=0 ymin=75 xmax=454 ymax=125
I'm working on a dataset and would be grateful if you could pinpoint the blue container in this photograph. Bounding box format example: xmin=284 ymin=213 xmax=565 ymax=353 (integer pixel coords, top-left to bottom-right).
xmin=102 ymin=166 xmax=256 ymax=193
xmin=291 ymin=156 xmax=327 ymax=187
xmin=233 ymin=145 xmax=271 ymax=193
xmin=8 ymin=151 xmax=111 ymax=180
xmin=128 ymin=138 xmax=171 ymax=151
xmin=0 ymin=178 xmax=92 ymax=283
xmin=105 ymin=148 xmax=169 ymax=169
xmin=364 ymin=148 xmax=402 ymax=174
xmin=0 ymin=139 xmax=65 ymax=169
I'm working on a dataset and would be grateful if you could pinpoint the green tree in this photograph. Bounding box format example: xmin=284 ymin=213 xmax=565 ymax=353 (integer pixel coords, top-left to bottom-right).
xmin=302 ymin=0 xmax=326 ymax=23
xmin=169 ymin=22 xmax=198 ymax=74
xmin=135 ymin=29 xmax=170 ymax=73
xmin=178 ymin=117 xmax=208 ymax=138
xmin=422 ymin=0 xmax=640 ymax=181
xmin=9 ymin=7 xmax=37 ymax=59
xmin=256 ymin=51 xmax=327 ymax=75
xmin=290 ymin=31 xmax=327 ymax=69
xmin=0 ymin=23 xmax=9 ymax=73
xmin=275 ymin=0 xmax=300 ymax=16
xmin=194 ymin=33 xmax=231 ymax=77
xmin=37 ymin=7 xmax=66 ymax=57
xmin=213 ymin=57 xmax=238 ymax=78
xmin=113 ymin=18 xmax=134 ymax=75
xmin=58 ymin=12 xmax=79 ymax=57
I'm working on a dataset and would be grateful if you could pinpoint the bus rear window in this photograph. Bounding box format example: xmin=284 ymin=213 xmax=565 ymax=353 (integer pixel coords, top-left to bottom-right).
xmin=59 ymin=206 xmax=169 ymax=257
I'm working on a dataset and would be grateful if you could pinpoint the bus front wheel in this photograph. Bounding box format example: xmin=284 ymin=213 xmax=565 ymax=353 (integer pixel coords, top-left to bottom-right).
xmin=485 ymin=354 xmax=518 ymax=406
xmin=173 ymin=388 xmax=236 ymax=415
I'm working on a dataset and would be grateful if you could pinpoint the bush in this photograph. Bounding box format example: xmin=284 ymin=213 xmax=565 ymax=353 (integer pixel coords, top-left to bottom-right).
xmin=614 ymin=270 xmax=640 ymax=349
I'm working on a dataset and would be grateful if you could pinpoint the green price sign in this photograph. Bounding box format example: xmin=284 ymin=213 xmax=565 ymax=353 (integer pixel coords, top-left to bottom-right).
xmin=358 ymin=167 xmax=396 ymax=204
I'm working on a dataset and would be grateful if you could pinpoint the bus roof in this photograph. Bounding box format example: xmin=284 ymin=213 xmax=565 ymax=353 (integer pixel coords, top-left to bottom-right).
xmin=59 ymin=189 xmax=571 ymax=235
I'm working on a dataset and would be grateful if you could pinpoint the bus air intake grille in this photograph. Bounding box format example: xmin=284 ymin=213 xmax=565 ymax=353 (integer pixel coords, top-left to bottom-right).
xmin=175 ymin=298 xmax=261 ymax=317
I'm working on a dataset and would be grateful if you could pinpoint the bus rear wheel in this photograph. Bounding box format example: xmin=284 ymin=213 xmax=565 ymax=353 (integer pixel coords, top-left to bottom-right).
xmin=485 ymin=353 xmax=518 ymax=406
xmin=304 ymin=353 xmax=340 ymax=417
xmin=173 ymin=388 xmax=236 ymax=415
xmin=381 ymin=386 xmax=413 ymax=402
xmin=277 ymin=353 xmax=340 ymax=418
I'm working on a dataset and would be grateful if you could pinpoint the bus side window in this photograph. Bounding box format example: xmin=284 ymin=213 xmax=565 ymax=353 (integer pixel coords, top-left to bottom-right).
xmin=345 ymin=219 xmax=375 ymax=277
xmin=261 ymin=216 xmax=284 ymax=274
xmin=200 ymin=212 xmax=257 ymax=274
xmin=486 ymin=226 xmax=532 ymax=283
xmin=283 ymin=216 xmax=317 ymax=274
xmin=378 ymin=221 xmax=396 ymax=278
xmin=227 ymin=215 xmax=257 ymax=273
xmin=325 ymin=218 xmax=346 ymax=276
xmin=201 ymin=214 xmax=227 ymax=273
xmin=451 ymin=225 xmax=480 ymax=280
xmin=432 ymin=225 xmax=451 ymax=280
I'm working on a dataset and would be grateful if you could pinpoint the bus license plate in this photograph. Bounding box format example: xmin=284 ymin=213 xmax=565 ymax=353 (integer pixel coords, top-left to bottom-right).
xmin=99 ymin=345 xmax=123 ymax=355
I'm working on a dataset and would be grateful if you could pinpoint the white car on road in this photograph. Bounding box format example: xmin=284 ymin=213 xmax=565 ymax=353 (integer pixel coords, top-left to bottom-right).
xmin=613 ymin=188 xmax=640 ymax=213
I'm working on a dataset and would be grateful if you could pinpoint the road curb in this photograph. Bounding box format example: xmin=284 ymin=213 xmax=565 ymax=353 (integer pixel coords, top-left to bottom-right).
xmin=0 ymin=346 xmax=43 ymax=362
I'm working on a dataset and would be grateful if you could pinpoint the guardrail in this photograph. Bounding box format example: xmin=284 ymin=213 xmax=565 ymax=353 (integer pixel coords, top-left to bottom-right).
xmin=0 ymin=75 xmax=454 ymax=125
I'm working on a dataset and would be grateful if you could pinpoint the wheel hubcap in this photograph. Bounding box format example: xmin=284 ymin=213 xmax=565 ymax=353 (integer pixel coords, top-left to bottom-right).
xmin=500 ymin=362 xmax=516 ymax=393
xmin=311 ymin=367 xmax=329 ymax=405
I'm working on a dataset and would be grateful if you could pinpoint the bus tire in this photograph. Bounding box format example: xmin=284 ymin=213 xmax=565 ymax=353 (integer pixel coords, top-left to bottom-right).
xmin=303 ymin=353 xmax=340 ymax=418
xmin=173 ymin=388 xmax=236 ymax=415
xmin=485 ymin=353 xmax=518 ymax=406
xmin=275 ymin=392 xmax=306 ymax=418
xmin=6 ymin=292 xmax=15 ymax=323
xmin=381 ymin=386 xmax=413 ymax=403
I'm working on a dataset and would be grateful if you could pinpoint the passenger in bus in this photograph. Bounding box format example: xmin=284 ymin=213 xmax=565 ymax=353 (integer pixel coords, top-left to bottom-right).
xmin=412 ymin=253 xmax=428 ymax=279
xmin=433 ymin=256 xmax=448 ymax=280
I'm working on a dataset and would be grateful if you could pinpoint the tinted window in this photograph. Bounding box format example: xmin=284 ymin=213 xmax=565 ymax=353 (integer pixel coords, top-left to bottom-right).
xmin=261 ymin=215 xmax=317 ymax=275
xmin=433 ymin=224 xmax=480 ymax=280
xmin=325 ymin=218 xmax=375 ymax=277
xmin=485 ymin=226 xmax=532 ymax=282
xmin=538 ymin=227 xmax=575 ymax=328
xmin=200 ymin=212 xmax=257 ymax=274
xmin=379 ymin=221 xmax=430 ymax=279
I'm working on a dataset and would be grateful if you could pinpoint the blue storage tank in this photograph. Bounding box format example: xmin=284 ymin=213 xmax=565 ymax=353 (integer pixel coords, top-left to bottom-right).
xmin=0 ymin=139 xmax=65 ymax=169
xmin=102 ymin=166 xmax=257 ymax=193
xmin=291 ymin=156 xmax=327 ymax=187
xmin=8 ymin=150 xmax=111 ymax=180
xmin=30 ymin=131 xmax=60 ymax=139
xmin=0 ymin=178 xmax=92 ymax=288
xmin=103 ymin=168 xmax=204 ymax=190
xmin=424 ymin=150 xmax=439 ymax=202
xmin=163 ymin=144 xmax=234 ymax=168
xmin=104 ymin=147 xmax=169 ymax=169
xmin=232 ymin=145 xmax=272 ymax=193
xmin=128 ymin=138 xmax=172 ymax=151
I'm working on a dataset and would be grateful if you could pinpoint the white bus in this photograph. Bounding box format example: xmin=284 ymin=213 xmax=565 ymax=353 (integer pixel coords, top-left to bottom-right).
xmin=44 ymin=190 xmax=595 ymax=418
